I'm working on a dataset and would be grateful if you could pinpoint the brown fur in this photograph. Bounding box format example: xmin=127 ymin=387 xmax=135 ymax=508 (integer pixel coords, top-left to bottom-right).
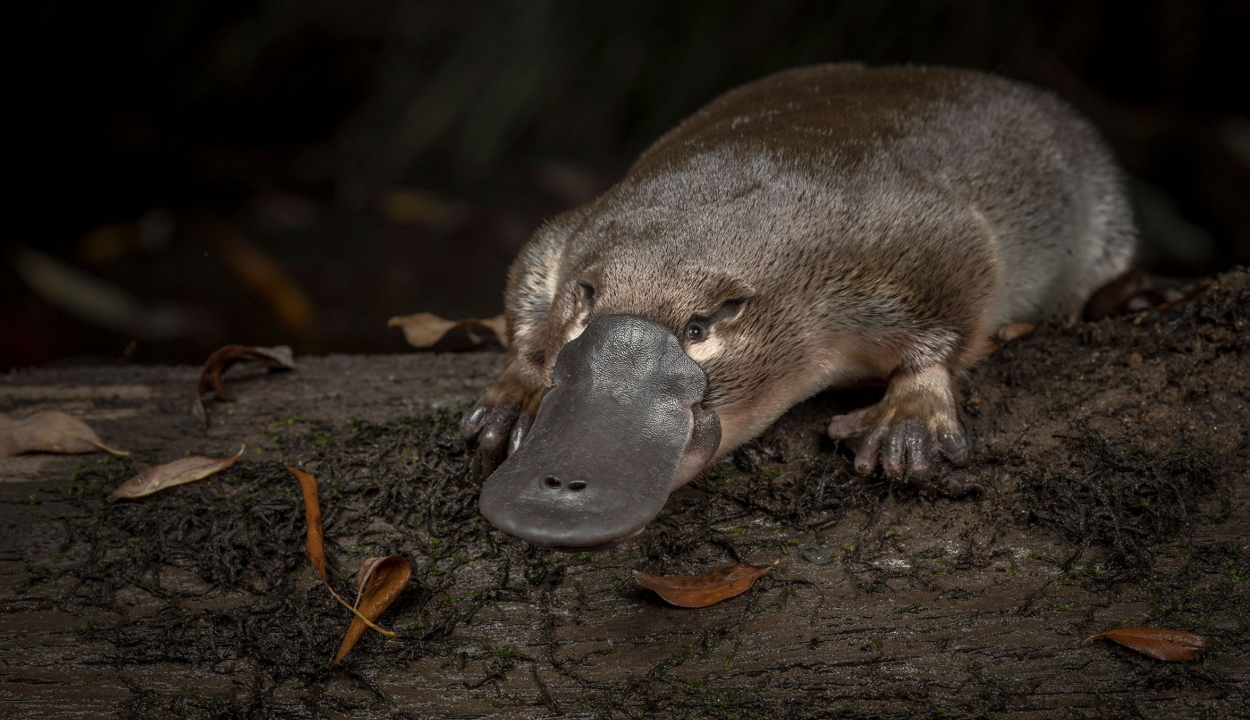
xmin=468 ymin=64 xmax=1136 ymax=479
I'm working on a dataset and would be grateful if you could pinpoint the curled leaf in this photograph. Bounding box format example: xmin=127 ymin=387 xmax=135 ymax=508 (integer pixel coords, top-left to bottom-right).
xmin=0 ymin=410 xmax=128 ymax=458
xmin=634 ymin=560 xmax=779 ymax=608
xmin=387 ymin=312 xmax=453 ymax=347
xmin=388 ymin=312 xmax=508 ymax=349
xmin=192 ymin=344 xmax=295 ymax=429
xmin=1084 ymin=627 xmax=1213 ymax=662
xmin=107 ymin=445 xmax=243 ymax=501
xmin=288 ymin=465 xmax=326 ymax=582
xmin=333 ymin=555 xmax=411 ymax=666
xmin=288 ymin=466 xmax=408 ymax=665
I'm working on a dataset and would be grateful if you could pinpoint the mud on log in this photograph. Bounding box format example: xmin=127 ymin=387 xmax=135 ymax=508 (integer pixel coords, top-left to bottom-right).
xmin=1 ymin=272 xmax=1248 ymax=719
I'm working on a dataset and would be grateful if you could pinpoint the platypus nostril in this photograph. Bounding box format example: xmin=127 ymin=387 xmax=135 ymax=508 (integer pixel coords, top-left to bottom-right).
xmin=568 ymin=480 xmax=587 ymax=492
xmin=544 ymin=476 xmax=561 ymax=488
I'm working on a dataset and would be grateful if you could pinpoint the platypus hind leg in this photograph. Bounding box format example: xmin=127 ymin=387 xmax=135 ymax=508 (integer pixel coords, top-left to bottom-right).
xmin=826 ymin=364 xmax=970 ymax=480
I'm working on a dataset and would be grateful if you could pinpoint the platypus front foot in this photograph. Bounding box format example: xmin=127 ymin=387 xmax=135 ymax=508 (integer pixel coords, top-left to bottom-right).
xmin=462 ymin=367 xmax=544 ymax=478
xmin=827 ymin=365 xmax=970 ymax=480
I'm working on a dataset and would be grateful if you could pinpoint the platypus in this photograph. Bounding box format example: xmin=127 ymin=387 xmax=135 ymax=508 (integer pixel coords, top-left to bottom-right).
xmin=465 ymin=64 xmax=1137 ymax=547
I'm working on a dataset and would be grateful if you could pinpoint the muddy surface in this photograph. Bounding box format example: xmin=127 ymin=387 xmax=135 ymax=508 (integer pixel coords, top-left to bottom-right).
xmin=1 ymin=271 xmax=1248 ymax=719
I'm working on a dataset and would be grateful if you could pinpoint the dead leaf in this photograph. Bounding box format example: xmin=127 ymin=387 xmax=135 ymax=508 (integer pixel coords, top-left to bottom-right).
xmin=332 ymin=555 xmax=412 ymax=666
xmin=289 ymin=465 xmax=326 ymax=582
xmin=208 ymin=225 xmax=318 ymax=339
xmin=288 ymin=466 xmax=407 ymax=665
xmin=1084 ymin=627 xmax=1213 ymax=662
xmin=106 ymin=445 xmax=244 ymax=501
xmin=387 ymin=312 xmax=455 ymax=347
xmin=192 ymin=344 xmax=295 ymax=429
xmin=0 ymin=410 xmax=129 ymax=458
xmin=380 ymin=189 xmax=469 ymax=230
xmin=388 ymin=312 xmax=508 ymax=349
xmin=76 ymin=209 xmax=175 ymax=264
xmin=8 ymin=244 xmax=144 ymax=333
xmin=476 ymin=315 xmax=507 ymax=343
xmin=996 ymin=322 xmax=1037 ymax=342
xmin=634 ymin=560 xmax=779 ymax=608
xmin=8 ymin=243 xmax=199 ymax=341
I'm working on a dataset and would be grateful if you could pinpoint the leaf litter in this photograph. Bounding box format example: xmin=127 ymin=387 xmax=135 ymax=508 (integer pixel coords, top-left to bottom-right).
xmin=289 ymin=465 xmax=327 ymax=582
xmin=333 ymin=555 xmax=412 ymax=666
xmin=192 ymin=344 xmax=296 ymax=428
xmin=1084 ymin=627 xmax=1213 ymax=662
xmin=388 ymin=312 xmax=507 ymax=348
xmin=0 ymin=410 xmax=129 ymax=457
xmin=202 ymin=217 xmax=318 ymax=339
xmin=288 ymin=465 xmax=410 ymax=665
xmin=634 ymin=560 xmax=780 ymax=608
xmin=107 ymin=445 xmax=245 ymax=502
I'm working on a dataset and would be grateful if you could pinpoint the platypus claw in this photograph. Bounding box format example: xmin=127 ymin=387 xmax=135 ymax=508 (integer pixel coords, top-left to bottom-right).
xmin=829 ymin=410 xmax=969 ymax=481
xmin=463 ymin=401 xmax=530 ymax=478
xmin=460 ymin=405 xmax=489 ymax=438
xmin=508 ymin=413 xmax=532 ymax=455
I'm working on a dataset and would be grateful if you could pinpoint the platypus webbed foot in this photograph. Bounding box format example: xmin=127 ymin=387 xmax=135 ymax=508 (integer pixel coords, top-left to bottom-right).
xmin=827 ymin=365 xmax=969 ymax=480
xmin=463 ymin=367 xmax=544 ymax=478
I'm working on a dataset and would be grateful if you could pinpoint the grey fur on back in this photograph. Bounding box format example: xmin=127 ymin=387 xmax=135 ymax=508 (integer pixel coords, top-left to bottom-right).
xmin=622 ymin=63 xmax=1136 ymax=326
xmin=502 ymin=63 xmax=1136 ymax=435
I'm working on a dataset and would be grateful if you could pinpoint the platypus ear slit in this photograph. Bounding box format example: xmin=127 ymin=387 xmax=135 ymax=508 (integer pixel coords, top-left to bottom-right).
xmin=710 ymin=278 xmax=754 ymax=310
xmin=575 ymin=278 xmax=596 ymax=305
xmin=710 ymin=293 xmax=752 ymax=324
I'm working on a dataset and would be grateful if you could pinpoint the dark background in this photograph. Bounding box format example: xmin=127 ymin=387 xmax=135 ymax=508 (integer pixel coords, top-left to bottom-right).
xmin=3 ymin=0 xmax=1247 ymax=370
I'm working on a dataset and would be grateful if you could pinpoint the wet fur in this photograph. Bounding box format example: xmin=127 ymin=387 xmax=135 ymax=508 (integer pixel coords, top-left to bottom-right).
xmin=473 ymin=64 xmax=1136 ymax=476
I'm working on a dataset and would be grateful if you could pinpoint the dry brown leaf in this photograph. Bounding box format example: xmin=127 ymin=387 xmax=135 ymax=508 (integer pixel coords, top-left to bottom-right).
xmin=388 ymin=312 xmax=508 ymax=349
xmin=8 ymin=244 xmax=147 ymax=335
xmin=332 ymin=555 xmax=412 ymax=666
xmin=288 ymin=466 xmax=407 ymax=665
xmin=387 ymin=312 xmax=455 ymax=347
xmin=209 ymin=227 xmax=318 ymax=339
xmin=192 ymin=344 xmax=295 ymax=429
xmin=380 ymin=189 xmax=469 ymax=230
xmin=1084 ymin=627 xmax=1213 ymax=662
xmin=107 ymin=445 xmax=244 ymax=501
xmin=996 ymin=322 xmax=1037 ymax=342
xmin=288 ymin=465 xmax=326 ymax=582
xmin=0 ymin=410 xmax=128 ymax=458
xmin=634 ymin=560 xmax=780 ymax=608
xmin=476 ymin=315 xmax=507 ymax=344
xmin=76 ymin=210 xmax=175 ymax=264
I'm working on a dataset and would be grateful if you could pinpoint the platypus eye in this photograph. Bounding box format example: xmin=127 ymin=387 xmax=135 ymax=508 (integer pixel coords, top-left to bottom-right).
xmin=685 ymin=322 xmax=706 ymax=343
